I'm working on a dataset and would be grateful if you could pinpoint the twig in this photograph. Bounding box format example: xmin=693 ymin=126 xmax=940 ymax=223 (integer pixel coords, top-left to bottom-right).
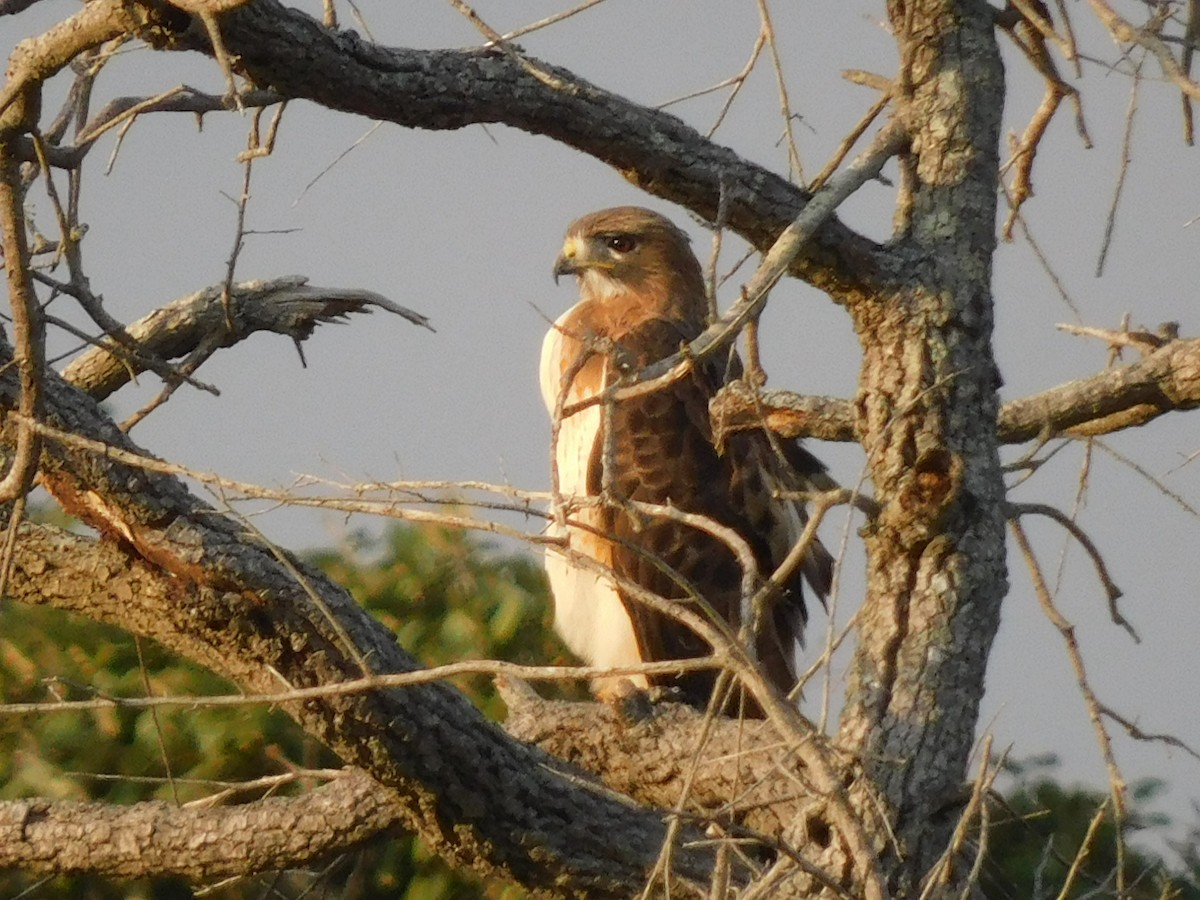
xmin=1054 ymin=797 xmax=1109 ymax=900
xmin=497 ymin=0 xmax=610 ymax=43
xmin=810 ymin=89 xmax=891 ymax=192
xmin=755 ymin=0 xmax=805 ymax=184
xmin=0 ymin=657 xmax=729 ymax=717
xmin=697 ymin=29 xmax=767 ymax=139
xmin=1095 ymin=55 xmax=1142 ymax=277
xmin=916 ymin=734 xmax=1000 ymax=900
xmin=1092 ymin=439 xmax=1200 ymax=519
xmin=1099 ymin=704 xmax=1200 ymax=762
xmin=1005 ymin=501 xmax=1133 ymax=640
xmin=1010 ymin=519 xmax=1129 ymax=893
xmin=1088 ymin=0 xmax=1200 ymax=102
xmin=0 ymin=148 xmax=44 ymax=603
xmin=446 ymin=0 xmax=575 ymax=93
xmin=998 ymin=2 xmax=1092 ymax=238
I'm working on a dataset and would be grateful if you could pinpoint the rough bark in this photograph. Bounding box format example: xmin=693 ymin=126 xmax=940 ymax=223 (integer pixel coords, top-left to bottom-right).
xmin=834 ymin=2 xmax=1009 ymax=893
xmin=61 ymin=276 xmax=431 ymax=401
xmin=0 ymin=769 xmax=403 ymax=879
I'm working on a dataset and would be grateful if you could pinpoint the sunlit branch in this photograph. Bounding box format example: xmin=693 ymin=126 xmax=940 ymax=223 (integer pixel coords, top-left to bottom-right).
xmin=61 ymin=276 xmax=429 ymax=401
xmin=710 ymin=335 xmax=1200 ymax=445
xmin=0 ymin=769 xmax=403 ymax=880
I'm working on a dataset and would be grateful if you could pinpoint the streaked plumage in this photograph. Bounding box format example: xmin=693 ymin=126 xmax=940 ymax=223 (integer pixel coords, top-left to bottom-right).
xmin=540 ymin=206 xmax=833 ymax=711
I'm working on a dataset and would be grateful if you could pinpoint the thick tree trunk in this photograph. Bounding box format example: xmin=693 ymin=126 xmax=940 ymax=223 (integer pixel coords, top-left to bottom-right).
xmin=836 ymin=2 xmax=1008 ymax=892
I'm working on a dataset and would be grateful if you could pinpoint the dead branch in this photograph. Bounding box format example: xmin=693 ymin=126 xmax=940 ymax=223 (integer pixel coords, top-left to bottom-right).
xmin=1005 ymin=501 xmax=1132 ymax=640
xmin=0 ymin=142 xmax=43 ymax=511
xmin=0 ymin=514 xmax=841 ymax=889
xmin=999 ymin=0 xmax=1092 ymax=238
xmin=0 ymin=0 xmax=140 ymax=125
xmin=60 ymin=277 xmax=431 ymax=401
xmin=150 ymin=0 xmax=888 ymax=305
xmin=1010 ymin=520 xmax=1130 ymax=890
xmin=710 ymin=334 xmax=1200 ymax=445
xmin=11 ymin=88 xmax=285 ymax=170
xmin=1088 ymin=0 xmax=1200 ymax=103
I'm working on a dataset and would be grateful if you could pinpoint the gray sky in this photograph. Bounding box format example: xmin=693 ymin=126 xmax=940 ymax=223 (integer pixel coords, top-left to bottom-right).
xmin=12 ymin=0 xmax=1200 ymax=862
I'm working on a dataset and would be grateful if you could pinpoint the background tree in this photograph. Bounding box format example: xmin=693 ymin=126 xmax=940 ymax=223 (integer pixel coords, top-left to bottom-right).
xmin=1 ymin=1 xmax=1198 ymax=897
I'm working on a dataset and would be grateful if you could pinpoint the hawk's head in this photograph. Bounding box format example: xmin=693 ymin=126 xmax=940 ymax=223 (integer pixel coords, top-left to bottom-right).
xmin=553 ymin=207 xmax=706 ymax=313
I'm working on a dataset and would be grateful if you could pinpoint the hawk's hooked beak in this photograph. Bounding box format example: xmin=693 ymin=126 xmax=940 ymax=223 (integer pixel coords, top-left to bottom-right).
xmin=553 ymin=236 xmax=583 ymax=284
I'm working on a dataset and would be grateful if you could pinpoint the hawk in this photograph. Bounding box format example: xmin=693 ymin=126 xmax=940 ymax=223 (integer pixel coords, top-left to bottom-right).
xmin=540 ymin=206 xmax=833 ymax=711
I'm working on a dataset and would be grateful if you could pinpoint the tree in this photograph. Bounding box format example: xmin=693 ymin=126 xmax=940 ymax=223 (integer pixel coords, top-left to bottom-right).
xmin=1 ymin=1 xmax=1198 ymax=897
xmin=0 ymin=521 xmax=562 ymax=898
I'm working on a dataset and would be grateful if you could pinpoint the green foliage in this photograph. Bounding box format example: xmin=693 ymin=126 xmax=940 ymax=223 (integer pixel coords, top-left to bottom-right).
xmin=1 ymin=522 xmax=565 ymax=898
xmin=309 ymin=522 xmax=579 ymax=719
xmin=981 ymin=755 xmax=1200 ymax=900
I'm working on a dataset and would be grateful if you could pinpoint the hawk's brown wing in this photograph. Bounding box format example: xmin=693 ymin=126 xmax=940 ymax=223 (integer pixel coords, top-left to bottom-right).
xmin=591 ymin=317 xmax=832 ymax=709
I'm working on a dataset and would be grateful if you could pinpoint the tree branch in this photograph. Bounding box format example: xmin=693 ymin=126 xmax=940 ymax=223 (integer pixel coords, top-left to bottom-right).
xmin=710 ymin=335 xmax=1200 ymax=444
xmin=999 ymin=335 xmax=1200 ymax=441
xmin=2 ymin=517 xmax=854 ymax=891
xmin=0 ymin=770 xmax=403 ymax=880
xmin=500 ymin=679 xmax=854 ymax=842
xmin=60 ymin=276 xmax=431 ymax=400
xmin=168 ymin=0 xmax=889 ymax=305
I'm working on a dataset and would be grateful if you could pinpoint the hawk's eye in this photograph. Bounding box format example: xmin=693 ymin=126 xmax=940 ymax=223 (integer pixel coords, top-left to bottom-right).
xmin=604 ymin=234 xmax=638 ymax=254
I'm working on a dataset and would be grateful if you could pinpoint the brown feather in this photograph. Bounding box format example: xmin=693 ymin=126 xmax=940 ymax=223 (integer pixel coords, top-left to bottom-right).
xmin=544 ymin=207 xmax=833 ymax=714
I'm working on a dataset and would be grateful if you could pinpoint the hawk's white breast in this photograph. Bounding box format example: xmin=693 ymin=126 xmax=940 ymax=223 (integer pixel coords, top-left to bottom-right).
xmin=539 ymin=306 xmax=648 ymax=688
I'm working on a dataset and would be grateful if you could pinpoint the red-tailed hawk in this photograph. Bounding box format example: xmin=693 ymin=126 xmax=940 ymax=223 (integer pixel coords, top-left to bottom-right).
xmin=540 ymin=206 xmax=833 ymax=712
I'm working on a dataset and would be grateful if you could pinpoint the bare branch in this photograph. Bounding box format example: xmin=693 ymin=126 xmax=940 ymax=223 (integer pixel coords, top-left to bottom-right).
xmin=1088 ymin=0 xmax=1200 ymax=102
xmin=0 ymin=770 xmax=403 ymax=880
xmin=1010 ymin=520 xmax=1130 ymax=882
xmin=164 ymin=0 xmax=887 ymax=304
xmin=999 ymin=1 xmax=1092 ymax=238
xmin=710 ymin=334 xmax=1200 ymax=445
xmin=61 ymin=276 xmax=430 ymax=401
xmin=0 ymin=141 xmax=44 ymax=506
xmin=1005 ymin=501 xmax=1133 ymax=640
xmin=496 ymin=0 xmax=610 ymax=43
xmin=0 ymin=0 xmax=140 ymax=125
